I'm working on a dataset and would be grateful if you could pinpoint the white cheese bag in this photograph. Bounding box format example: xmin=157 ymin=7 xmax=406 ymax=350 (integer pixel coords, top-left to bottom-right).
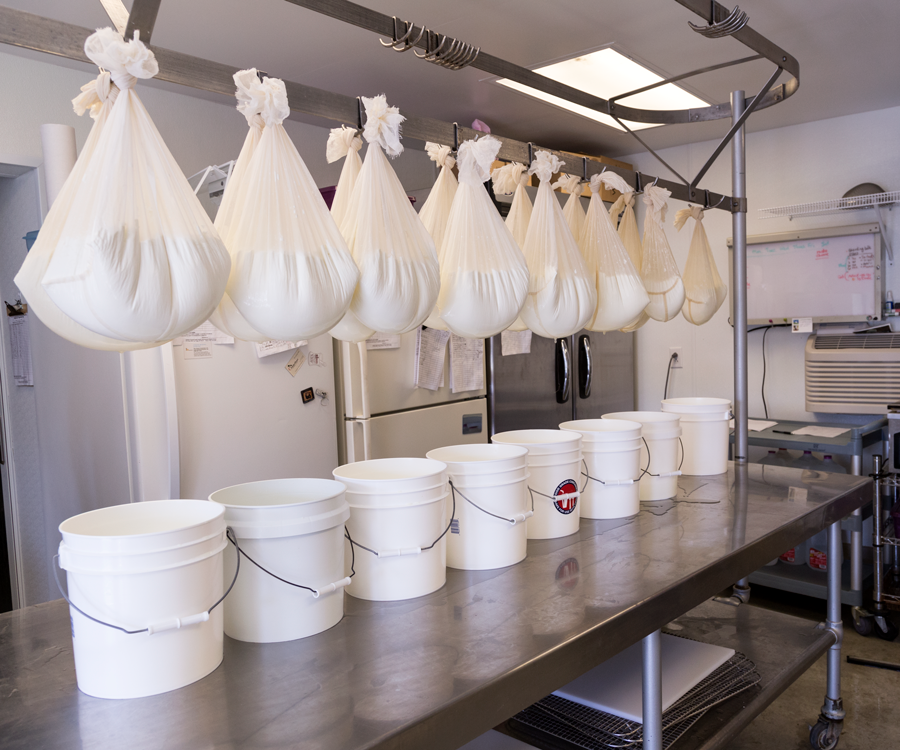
xmin=208 ymin=69 xmax=269 ymax=342
xmin=580 ymin=174 xmax=649 ymax=332
xmin=327 ymin=124 xmax=363 ymax=231
xmin=432 ymin=135 xmax=528 ymax=338
xmin=330 ymin=95 xmax=440 ymax=342
xmin=519 ymin=152 xmax=596 ymax=339
xmin=641 ymin=185 xmax=686 ymax=322
xmin=421 ymin=143 xmax=458 ymax=330
xmin=41 ymin=28 xmax=231 ymax=343
xmin=225 ymin=75 xmax=360 ymax=340
xmin=15 ymin=72 xmax=154 ymax=351
xmin=418 ymin=143 xmax=458 ymax=255
xmin=676 ymin=205 xmax=727 ymax=325
xmin=492 ymin=161 xmax=532 ymax=249
xmin=492 ymin=162 xmax=532 ymax=332
xmin=605 ymin=173 xmax=650 ymax=332
xmin=554 ymin=173 xmax=586 ymax=242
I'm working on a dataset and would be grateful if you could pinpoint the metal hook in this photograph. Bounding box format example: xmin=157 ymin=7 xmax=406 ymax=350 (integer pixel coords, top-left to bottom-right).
xmin=356 ymin=97 xmax=364 ymax=132
xmin=256 ymin=70 xmax=268 ymax=83
xmin=704 ymin=194 xmax=726 ymax=211
xmin=452 ymin=122 xmax=459 ymax=153
xmin=650 ymin=176 xmax=660 ymax=188
xmin=379 ymin=17 xmax=424 ymax=52
xmin=689 ymin=4 xmax=749 ymax=38
xmin=527 ymin=142 xmax=534 ymax=166
xmin=635 ymin=173 xmax=643 ymax=194
xmin=582 ymin=157 xmax=588 ymax=182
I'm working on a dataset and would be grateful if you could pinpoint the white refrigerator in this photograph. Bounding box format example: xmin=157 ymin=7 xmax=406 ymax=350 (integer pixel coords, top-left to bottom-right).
xmin=335 ymin=331 xmax=488 ymax=464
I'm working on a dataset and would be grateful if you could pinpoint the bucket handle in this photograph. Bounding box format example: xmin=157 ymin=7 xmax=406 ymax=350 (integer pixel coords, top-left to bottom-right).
xmin=53 ymin=527 xmax=240 ymax=636
xmin=345 ymin=487 xmax=457 ymax=559
xmin=615 ymin=437 xmax=685 ymax=484
xmin=451 ymin=481 xmax=534 ymax=526
xmin=528 ymin=487 xmax=580 ymax=509
xmin=579 ymin=441 xmax=650 ymax=491
xmin=226 ymin=530 xmax=351 ymax=599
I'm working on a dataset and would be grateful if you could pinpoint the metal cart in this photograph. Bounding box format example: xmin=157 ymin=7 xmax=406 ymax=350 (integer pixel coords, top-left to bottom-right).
xmin=852 ymin=455 xmax=900 ymax=640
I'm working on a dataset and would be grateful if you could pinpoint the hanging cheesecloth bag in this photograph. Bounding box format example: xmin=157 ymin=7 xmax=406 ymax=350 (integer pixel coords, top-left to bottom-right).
xmin=430 ymin=135 xmax=528 ymax=338
xmin=580 ymin=174 xmax=649 ymax=332
xmin=327 ymin=124 xmax=363 ymax=231
xmin=419 ymin=143 xmax=458 ymax=256
xmin=420 ymin=143 xmax=458 ymax=330
xmin=519 ymin=152 xmax=596 ymax=339
xmin=553 ymin=173 xmax=585 ymax=243
xmin=41 ymin=28 xmax=231 ymax=344
xmin=640 ymin=185 xmax=685 ymax=322
xmin=492 ymin=162 xmax=532 ymax=332
xmin=330 ymin=95 xmax=440 ymax=342
xmin=604 ymin=173 xmax=649 ymax=332
xmin=224 ymin=75 xmax=359 ymax=341
xmin=208 ymin=69 xmax=269 ymax=342
xmin=675 ymin=205 xmax=727 ymax=325
xmin=15 ymin=72 xmax=153 ymax=351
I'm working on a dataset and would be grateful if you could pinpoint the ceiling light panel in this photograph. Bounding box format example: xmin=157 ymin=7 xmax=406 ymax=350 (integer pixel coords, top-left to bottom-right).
xmin=497 ymin=48 xmax=708 ymax=131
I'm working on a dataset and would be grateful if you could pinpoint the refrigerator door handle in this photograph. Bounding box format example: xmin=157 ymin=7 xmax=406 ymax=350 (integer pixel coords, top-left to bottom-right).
xmin=556 ymin=338 xmax=570 ymax=404
xmin=578 ymin=334 xmax=592 ymax=399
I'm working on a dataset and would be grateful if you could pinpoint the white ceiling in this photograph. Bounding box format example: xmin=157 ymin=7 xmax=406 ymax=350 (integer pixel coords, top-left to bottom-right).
xmin=5 ymin=0 xmax=900 ymax=160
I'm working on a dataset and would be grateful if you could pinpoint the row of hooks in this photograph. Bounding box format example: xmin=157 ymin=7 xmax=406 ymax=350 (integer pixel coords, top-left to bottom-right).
xmin=689 ymin=3 xmax=749 ymax=38
xmin=380 ymin=17 xmax=479 ymax=71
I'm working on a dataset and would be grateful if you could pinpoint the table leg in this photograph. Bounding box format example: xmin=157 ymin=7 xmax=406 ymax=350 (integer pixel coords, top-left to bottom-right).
xmin=811 ymin=520 xmax=845 ymax=748
xmin=850 ymin=455 xmax=863 ymax=593
xmin=642 ymin=629 xmax=663 ymax=750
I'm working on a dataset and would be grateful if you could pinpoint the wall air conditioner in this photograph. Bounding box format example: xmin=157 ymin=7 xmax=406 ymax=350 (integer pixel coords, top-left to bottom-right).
xmin=805 ymin=333 xmax=900 ymax=414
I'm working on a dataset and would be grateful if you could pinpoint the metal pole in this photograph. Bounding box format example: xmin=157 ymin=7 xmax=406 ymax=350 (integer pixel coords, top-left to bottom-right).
xmin=821 ymin=518 xmax=845 ymax=730
xmin=642 ymin=629 xmax=663 ymax=750
xmin=732 ymin=90 xmax=748 ymax=465
xmin=850 ymin=454 xmax=863 ymax=592
xmin=873 ymin=455 xmax=884 ymax=615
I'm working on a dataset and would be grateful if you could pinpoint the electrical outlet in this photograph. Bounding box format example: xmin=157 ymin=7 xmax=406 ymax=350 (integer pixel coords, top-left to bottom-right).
xmin=669 ymin=347 xmax=683 ymax=368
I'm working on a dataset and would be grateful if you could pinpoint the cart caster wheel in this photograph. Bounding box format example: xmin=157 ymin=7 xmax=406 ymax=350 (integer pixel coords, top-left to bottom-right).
xmin=852 ymin=607 xmax=874 ymax=636
xmin=809 ymin=718 xmax=841 ymax=749
xmin=874 ymin=615 xmax=899 ymax=641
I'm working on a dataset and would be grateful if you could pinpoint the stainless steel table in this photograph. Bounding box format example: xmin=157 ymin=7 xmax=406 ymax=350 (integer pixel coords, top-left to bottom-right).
xmin=0 ymin=464 xmax=871 ymax=750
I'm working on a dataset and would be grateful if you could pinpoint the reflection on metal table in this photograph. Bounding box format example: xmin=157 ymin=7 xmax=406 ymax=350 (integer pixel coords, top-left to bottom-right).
xmin=0 ymin=464 xmax=871 ymax=750
xmin=731 ymin=417 xmax=886 ymax=609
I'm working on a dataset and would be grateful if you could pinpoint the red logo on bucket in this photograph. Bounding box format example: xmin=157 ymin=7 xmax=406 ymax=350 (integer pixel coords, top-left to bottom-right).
xmin=554 ymin=480 xmax=578 ymax=515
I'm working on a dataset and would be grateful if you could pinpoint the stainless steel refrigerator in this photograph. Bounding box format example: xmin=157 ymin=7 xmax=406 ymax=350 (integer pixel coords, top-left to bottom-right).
xmin=485 ymin=330 xmax=634 ymax=435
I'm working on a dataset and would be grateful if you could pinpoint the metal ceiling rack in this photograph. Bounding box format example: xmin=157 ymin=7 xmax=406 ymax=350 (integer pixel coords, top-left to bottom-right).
xmin=0 ymin=2 xmax=821 ymax=748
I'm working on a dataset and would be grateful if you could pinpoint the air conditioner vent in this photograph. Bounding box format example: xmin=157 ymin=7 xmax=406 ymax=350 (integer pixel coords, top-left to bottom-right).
xmin=806 ymin=335 xmax=900 ymax=414
xmin=814 ymin=334 xmax=900 ymax=350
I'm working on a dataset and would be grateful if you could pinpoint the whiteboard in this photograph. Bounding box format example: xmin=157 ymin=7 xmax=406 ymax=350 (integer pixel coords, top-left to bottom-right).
xmin=730 ymin=224 xmax=883 ymax=324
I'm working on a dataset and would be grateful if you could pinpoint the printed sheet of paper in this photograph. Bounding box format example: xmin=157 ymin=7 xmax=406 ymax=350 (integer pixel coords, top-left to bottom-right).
xmin=449 ymin=335 xmax=484 ymax=394
xmin=730 ymin=419 xmax=778 ymax=431
xmin=285 ymin=349 xmax=305 ymax=377
xmin=414 ymin=327 xmax=450 ymax=390
xmin=366 ymin=333 xmax=401 ymax=350
xmin=8 ymin=315 xmax=33 ymax=386
xmin=255 ymin=339 xmax=308 ymax=359
xmin=791 ymin=425 xmax=850 ymax=438
xmin=174 ymin=320 xmax=234 ymax=346
xmin=501 ymin=330 xmax=532 ymax=356
xmin=184 ymin=343 xmax=213 ymax=360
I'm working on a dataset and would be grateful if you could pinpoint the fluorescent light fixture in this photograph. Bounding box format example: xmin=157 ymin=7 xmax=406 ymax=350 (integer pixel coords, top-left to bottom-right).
xmin=496 ymin=48 xmax=708 ymax=131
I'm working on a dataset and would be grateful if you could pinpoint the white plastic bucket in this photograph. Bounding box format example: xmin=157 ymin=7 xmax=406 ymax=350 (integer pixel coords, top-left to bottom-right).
xmin=492 ymin=430 xmax=582 ymax=539
xmin=333 ymin=458 xmax=448 ymax=601
xmin=57 ymin=500 xmax=227 ymax=700
xmin=661 ymin=397 xmax=731 ymax=476
xmin=559 ymin=419 xmax=643 ymax=519
xmin=209 ymin=478 xmax=350 ymax=644
xmin=426 ymin=444 xmax=530 ymax=571
xmin=603 ymin=412 xmax=683 ymax=501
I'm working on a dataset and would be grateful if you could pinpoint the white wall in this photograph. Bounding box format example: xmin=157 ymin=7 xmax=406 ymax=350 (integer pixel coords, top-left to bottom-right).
xmin=0 ymin=48 xmax=437 ymax=605
xmin=624 ymin=105 xmax=900 ymax=427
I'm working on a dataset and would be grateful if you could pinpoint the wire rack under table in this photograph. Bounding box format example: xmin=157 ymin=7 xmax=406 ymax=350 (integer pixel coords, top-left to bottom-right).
xmin=509 ymin=652 xmax=760 ymax=750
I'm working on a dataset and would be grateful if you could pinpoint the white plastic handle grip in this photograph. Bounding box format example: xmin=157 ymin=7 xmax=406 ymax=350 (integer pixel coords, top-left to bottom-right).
xmin=658 ymin=471 xmax=683 ymax=478
xmin=604 ymin=478 xmax=635 ymax=486
xmin=550 ymin=491 xmax=579 ymax=502
xmin=376 ymin=547 xmax=422 ymax=558
xmin=508 ymin=510 xmax=535 ymax=526
xmin=313 ymin=576 xmax=352 ymax=599
xmin=147 ymin=611 xmax=209 ymax=636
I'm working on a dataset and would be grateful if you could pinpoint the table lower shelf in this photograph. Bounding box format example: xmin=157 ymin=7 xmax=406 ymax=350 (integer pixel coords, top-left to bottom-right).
xmin=500 ymin=598 xmax=835 ymax=750
xmin=748 ymin=560 xmax=867 ymax=607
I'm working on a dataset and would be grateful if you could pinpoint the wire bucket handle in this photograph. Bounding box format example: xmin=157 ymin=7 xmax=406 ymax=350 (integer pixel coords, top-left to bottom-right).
xmin=54 ymin=527 xmax=241 ymax=636
xmin=451 ymin=479 xmax=533 ymax=526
